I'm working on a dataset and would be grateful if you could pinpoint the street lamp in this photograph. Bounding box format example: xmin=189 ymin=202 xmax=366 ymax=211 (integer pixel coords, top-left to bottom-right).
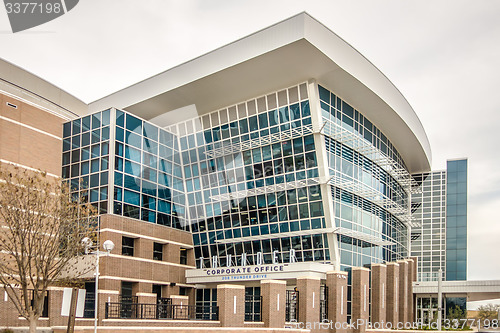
xmin=82 ymin=238 xmax=114 ymax=333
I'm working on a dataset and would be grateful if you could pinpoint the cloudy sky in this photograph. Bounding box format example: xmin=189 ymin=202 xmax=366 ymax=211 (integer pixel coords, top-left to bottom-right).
xmin=1 ymin=1 xmax=499 ymax=284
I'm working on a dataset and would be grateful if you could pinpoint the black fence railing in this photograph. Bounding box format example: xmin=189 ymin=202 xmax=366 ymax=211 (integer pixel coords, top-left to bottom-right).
xmin=245 ymin=295 xmax=262 ymax=322
xmin=105 ymin=302 xmax=219 ymax=320
xmin=83 ymin=291 xmax=95 ymax=318
xmin=158 ymin=297 xmax=172 ymax=305
xmin=119 ymin=295 xmax=138 ymax=303
xmin=286 ymin=290 xmax=299 ymax=322
xmin=320 ymin=285 xmax=328 ymax=322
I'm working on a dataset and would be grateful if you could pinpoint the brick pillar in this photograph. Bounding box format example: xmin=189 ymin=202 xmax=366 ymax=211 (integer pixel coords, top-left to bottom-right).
xmin=371 ymin=264 xmax=387 ymax=325
xmin=410 ymin=256 xmax=418 ymax=324
xmin=386 ymin=262 xmax=399 ymax=327
xmin=47 ymin=288 xmax=65 ymax=327
xmin=136 ymin=238 xmax=153 ymax=259
xmin=351 ymin=267 xmax=370 ymax=333
xmin=171 ymin=295 xmax=189 ymax=320
xmin=187 ymin=287 xmax=196 ymax=306
xmin=170 ymin=295 xmax=189 ymax=306
xmin=261 ymin=280 xmax=286 ymax=328
xmin=135 ymin=282 xmax=156 ymax=304
xmin=95 ymin=278 xmax=120 ymax=324
xmin=217 ymin=284 xmax=245 ymax=327
xmin=326 ymin=271 xmax=348 ymax=333
xmin=297 ymin=277 xmax=321 ymax=330
xmin=406 ymin=258 xmax=415 ymax=323
xmin=410 ymin=256 xmax=418 ymax=282
xmin=163 ymin=284 xmax=179 ymax=298
xmin=397 ymin=260 xmax=409 ymax=325
xmin=165 ymin=243 xmax=181 ymax=263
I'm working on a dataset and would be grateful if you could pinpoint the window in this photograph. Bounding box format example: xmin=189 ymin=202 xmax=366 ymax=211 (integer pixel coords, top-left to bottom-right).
xmin=120 ymin=281 xmax=136 ymax=303
xmin=152 ymin=284 xmax=162 ymax=301
xmin=180 ymin=248 xmax=188 ymax=265
xmin=83 ymin=282 xmax=95 ymax=318
xmin=29 ymin=290 xmax=49 ymax=318
xmin=153 ymin=242 xmax=163 ymax=261
xmin=122 ymin=236 xmax=135 ymax=256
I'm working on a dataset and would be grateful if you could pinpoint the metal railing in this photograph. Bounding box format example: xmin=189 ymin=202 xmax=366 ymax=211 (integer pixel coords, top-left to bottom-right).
xmin=105 ymin=302 xmax=219 ymax=320
xmin=83 ymin=291 xmax=95 ymax=318
xmin=320 ymin=285 xmax=328 ymax=322
xmin=245 ymin=295 xmax=262 ymax=322
xmin=286 ymin=290 xmax=299 ymax=322
xmin=119 ymin=295 xmax=138 ymax=303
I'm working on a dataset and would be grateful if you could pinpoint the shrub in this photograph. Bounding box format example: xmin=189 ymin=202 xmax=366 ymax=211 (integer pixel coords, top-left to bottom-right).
xmin=1 ymin=328 xmax=15 ymax=333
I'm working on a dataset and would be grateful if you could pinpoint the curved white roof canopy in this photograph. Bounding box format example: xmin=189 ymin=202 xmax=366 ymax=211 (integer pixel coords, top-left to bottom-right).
xmin=90 ymin=12 xmax=431 ymax=173
xmin=0 ymin=58 xmax=87 ymax=117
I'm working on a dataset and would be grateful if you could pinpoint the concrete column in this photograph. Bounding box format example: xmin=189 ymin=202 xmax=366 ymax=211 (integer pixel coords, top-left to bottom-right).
xmin=297 ymin=277 xmax=321 ymax=329
xmin=217 ymin=284 xmax=245 ymax=327
xmin=386 ymin=262 xmax=399 ymax=327
xmin=371 ymin=264 xmax=387 ymax=325
xmin=397 ymin=260 xmax=409 ymax=325
xmin=351 ymin=267 xmax=370 ymax=333
xmin=406 ymin=258 xmax=415 ymax=323
xmin=261 ymin=280 xmax=286 ymax=328
xmin=326 ymin=271 xmax=348 ymax=333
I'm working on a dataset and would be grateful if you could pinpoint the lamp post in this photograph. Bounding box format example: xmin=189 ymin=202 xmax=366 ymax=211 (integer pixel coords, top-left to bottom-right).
xmin=437 ymin=268 xmax=443 ymax=331
xmin=82 ymin=238 xmax=114 ymax=333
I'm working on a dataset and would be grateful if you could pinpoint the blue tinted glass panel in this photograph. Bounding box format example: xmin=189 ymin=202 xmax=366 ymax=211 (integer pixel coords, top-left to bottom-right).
xmin=126 ymin=114 xmax=142 ymax=134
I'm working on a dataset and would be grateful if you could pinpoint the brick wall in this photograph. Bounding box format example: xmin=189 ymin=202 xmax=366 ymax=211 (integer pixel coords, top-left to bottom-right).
xmin=0 ymin=92 xmax=66 ymax=176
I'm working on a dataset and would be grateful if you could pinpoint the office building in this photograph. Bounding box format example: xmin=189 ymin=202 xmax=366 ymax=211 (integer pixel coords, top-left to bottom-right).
xmin=0 ymin=13 xmax=479 ymax=332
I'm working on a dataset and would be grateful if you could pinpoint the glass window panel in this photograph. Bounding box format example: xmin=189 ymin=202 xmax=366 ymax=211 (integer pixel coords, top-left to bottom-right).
xmin=126 ymin=114 xmax=142 ymax=134
xmin=124 ymin=189 xmax=140 ymax=206
xmin=91 ymin=159 xmax=100 ymax=173
xmin=91 ymin=113 xmax=101 ymax=129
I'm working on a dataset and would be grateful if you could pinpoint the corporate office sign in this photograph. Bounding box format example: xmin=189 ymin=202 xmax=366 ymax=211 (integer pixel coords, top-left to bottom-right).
xmin=186 ymin=253 xmax=333 ymax=284
xmin=3 ymin=0 xmax=79 ymax=33
xmin=186 ymin=262 xmax=332 ymax=283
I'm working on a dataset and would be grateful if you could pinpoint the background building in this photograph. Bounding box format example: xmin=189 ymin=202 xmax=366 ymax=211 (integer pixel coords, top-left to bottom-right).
xmin=411 ymin=159 xmax=468 ymax=282
xmin=411 ymin=158 xmax=468 ymax=322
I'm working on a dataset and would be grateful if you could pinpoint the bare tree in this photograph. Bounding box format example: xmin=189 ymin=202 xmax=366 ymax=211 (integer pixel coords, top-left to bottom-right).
xmin=0 ymin=166 xmax=97 ymax=333
xmin=477 ymin=304 xmax=500 ymax=321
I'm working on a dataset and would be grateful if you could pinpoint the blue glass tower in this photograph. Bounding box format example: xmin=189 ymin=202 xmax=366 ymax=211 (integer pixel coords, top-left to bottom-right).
xmin=445 ymin=159 xmax=467 ymax=281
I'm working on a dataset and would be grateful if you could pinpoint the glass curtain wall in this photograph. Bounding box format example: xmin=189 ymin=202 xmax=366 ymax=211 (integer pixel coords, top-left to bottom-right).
xmin=318 ymin=85 xmax=410 ymax=268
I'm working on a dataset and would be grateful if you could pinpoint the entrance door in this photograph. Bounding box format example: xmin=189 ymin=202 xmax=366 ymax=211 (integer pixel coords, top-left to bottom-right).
xmin=421 ymin=308 xmax=438 ymax=326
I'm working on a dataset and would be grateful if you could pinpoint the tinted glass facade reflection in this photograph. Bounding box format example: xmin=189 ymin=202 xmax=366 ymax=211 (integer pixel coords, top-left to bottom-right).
xmin=167 ymin=84 xmax=329 ymax=269
xmin=319 ymin=85 xmax=409 ymax=267
xmin=63 ymin=109 xmax=188 ymax=231
xmin=62 ymin=109 xmax=111 ymax=214
xmin=445 ymin=159 xmax=467 ymax=281
xmin=63 ymin=82 xmax=419 ymax=271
